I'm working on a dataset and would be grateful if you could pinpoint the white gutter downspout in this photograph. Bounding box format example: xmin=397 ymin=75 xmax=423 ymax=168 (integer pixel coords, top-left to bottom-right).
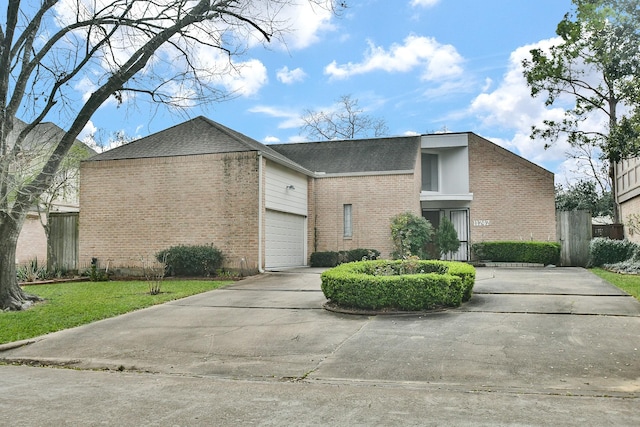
xmin=257 ymin=152 xmax=265 ymax=273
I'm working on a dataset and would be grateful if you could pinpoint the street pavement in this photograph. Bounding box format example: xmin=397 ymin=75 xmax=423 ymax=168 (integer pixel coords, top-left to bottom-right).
xmin=1 ymin=266 xmax=639 ymax=426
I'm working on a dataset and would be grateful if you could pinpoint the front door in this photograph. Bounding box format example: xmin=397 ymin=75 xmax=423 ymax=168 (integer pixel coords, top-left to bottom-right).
xmin=448 ymin=210 xmax=469 ymax=261
xmin=422 ymin=209 xmax=469 ymax=261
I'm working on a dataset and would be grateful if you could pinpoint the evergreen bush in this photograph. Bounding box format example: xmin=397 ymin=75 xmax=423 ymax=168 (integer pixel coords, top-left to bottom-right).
xmin=310 ymin=251 xmax=340 ymax=267
xmin=471 ymin=241 xmax=560 ymax=265
xmin=156 ymin=244 xmax=224 ymax=277
xmin=435 ymin=217 xmax=461 ymax=257
xmin=321 ymin=259 xmax=476 ymax=310
xmin=390 ymin=212 xmax=434 ymax=259
xmin=589 ymin=237 xmax=637 ymax=267
xmin=309 ymin=248 xmax=379 ymax=267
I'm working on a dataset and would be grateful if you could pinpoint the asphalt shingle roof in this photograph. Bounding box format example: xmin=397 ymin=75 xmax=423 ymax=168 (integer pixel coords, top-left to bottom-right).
xmin=88 ymin=117 xmax=420 ymax=176
xmin=87 ymin=116 xmax=301 ymax=170
xmin=269 ymin=136 xmax=420 ymax=174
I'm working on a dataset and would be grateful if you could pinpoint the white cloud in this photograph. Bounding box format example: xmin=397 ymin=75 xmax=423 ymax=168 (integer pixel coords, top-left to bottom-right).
xmin=249 ymin=105 xmax=303 ymax=129
xmin=263 ymin=136 xmax=281 ymax=144
xmin=287 ymin=135 xmax=308 ymax=143
xmin=468 ymin=39 xmax=571 ymax=164
xmin=221 ymin=59 xmax=268 ymax=97
xmin=79 ymin=120 xmax=97 ymax=143
xmin=410 ymin=0 xmax=440 ymax=7
xmin=481 ymin=77 xmax=493 ymax=92
xmin=324 ymin=35 xmax=464 ymax=81
xmin=182 ymin=44 xmax=269 ymax=97
xmin=467 ymin=37 xmax=611 ymax=183
xmin=276 ymin=2 xmax=336 ymax=50
xmin=74 ymin=77 xmax=97 ymax=103
xmin=277 ymin=66 xmax=307 ymax=84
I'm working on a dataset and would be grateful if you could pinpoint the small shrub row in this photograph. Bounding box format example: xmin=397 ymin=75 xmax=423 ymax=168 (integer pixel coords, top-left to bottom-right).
xmin=309 ymin=248 xmax=380 ymax=267
xmin=156 ymin=244 xmax=224 ymax=277
xmin=589 ymin=237 xmax=637 ymax=267
xmin=320 ymin=259 xmax=475 ymax=311
xmin=17 ymin=258 xmax=73 ymax=283
xmin=471 ymin=241 xmax=560 ymax=265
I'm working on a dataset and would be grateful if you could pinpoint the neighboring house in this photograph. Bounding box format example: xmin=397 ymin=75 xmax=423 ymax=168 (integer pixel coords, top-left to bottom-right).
xmin=12 ymin=120 xmax=95 ymax=267
xmin=79 ymin=116 xmax=556 ymax=272
xmin=616 ymin=157 xmax=640 ymax=241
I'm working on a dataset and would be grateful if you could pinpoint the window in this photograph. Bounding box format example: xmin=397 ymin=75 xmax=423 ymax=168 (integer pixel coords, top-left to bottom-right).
xmin=343 ymin=204 xmax=353 ymax=238
xmin=421 ymin=153 xmax=439 ymax=191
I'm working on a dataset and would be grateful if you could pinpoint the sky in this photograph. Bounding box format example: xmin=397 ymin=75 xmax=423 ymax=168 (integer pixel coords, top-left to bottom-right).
xmin=79 ymin=0 xmax=586 ymax=186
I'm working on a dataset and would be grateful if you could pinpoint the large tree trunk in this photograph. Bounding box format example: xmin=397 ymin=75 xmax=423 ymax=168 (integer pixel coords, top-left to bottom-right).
xmin=0 ymin=215 xmax=42 ymax=311
xmin=609 ymin=161 xmax=620 ymax=224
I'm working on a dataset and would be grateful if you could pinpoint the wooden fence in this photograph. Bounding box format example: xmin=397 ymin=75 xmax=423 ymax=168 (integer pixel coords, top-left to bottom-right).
xmin=556 ymin=210 xmax=592 ymax=267
xmin=48 ymin=212 xmax=78 ymax=271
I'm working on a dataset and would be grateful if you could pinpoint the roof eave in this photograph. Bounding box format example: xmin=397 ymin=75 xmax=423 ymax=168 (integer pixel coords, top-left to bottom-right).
xmin=312 ymin=169 xmax=415 ymax=178
xmin=259 ymin=150 xmax=315 ymax=177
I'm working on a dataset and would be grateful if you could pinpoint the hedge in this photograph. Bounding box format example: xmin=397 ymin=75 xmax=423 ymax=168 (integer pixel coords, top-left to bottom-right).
xmin=156 ymin=244 xmax=224 ymax=277
xmin=589 ymin=237 xmax=637 ymax=267
xmin=320 ymin=260 xmax=476 ymax=311
xmin=471 ymin=241 xmax=560 ymax=265
xmin=310 ymin=248 xmax=380 ymax=267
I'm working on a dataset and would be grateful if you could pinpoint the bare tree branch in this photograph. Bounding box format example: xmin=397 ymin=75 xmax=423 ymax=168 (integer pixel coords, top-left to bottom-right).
xmin=301 ymin=94 xmax=388 ymax=140
xmin=0 ymin=0 xmax=344 ymax=310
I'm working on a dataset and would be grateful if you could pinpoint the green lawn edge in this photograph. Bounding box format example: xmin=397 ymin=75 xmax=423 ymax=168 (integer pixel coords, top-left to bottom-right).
xmin=590 ymin=268 xmax=640 ymax=300
xmin=0 ymin=280 xmax=232 ymax=345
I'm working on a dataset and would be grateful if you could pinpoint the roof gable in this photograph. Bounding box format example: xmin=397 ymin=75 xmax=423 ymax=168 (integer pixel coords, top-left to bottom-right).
xmin=87 ymin=116 xmax=296 ymax=167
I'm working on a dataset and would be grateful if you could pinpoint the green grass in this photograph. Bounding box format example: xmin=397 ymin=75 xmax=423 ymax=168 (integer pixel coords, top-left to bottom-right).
xmin=591 ymin=268 xmax=640 ymax=300
xmin=0 ymin=279 xmax=231 ymax=345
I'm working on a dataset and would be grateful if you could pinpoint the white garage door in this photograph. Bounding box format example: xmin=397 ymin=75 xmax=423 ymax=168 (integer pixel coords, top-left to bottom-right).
xmin=265 ymin=210 xmax=305 ymax=268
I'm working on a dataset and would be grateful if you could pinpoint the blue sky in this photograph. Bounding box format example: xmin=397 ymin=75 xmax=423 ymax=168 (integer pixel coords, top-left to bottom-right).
xmin=81 ymin=0 xmax=583 ymax=185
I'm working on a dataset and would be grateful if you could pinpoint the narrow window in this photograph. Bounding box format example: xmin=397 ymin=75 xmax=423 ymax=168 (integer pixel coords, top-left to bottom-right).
xmin=421 ymin=153 xmax=439 ymax=191
xmin=343 ymin=204 xmax=353 ymax=238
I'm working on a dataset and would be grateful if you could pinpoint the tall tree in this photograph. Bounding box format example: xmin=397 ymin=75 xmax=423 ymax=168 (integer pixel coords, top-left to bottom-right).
xmin=0 ymin=0 xmax=342 ymax=310
xmin=522 ymin=0 xmax=640 ymax=223
xmin=555 ymin=180 xmax=613 ymax=217
xmin=301 ymin=94 xmax=388 ymax=140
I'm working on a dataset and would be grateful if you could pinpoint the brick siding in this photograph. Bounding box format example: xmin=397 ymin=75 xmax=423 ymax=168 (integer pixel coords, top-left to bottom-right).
xmin=310 ymin=171 xmax=421 ymax=259
xmin=620 ymin=196 xmax=640 ymax=243
xmin=79 ymin=152 xmax=261 ymax=271
xmin=468 ymin=134 xmax=556 ymax=243
xmin=16 ymin=213 xmax=47 ymax=265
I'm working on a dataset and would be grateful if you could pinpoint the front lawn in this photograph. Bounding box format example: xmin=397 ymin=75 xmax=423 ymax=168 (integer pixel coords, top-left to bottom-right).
xmin=0 ymin=280 xmax=231 ymax=345
xmin=591 ymin=268 xmax=640 ymax=300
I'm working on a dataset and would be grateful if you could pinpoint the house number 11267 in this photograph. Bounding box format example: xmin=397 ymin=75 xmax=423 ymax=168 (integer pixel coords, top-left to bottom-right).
xmin=473 ymin=220 xmax=491 ymax=226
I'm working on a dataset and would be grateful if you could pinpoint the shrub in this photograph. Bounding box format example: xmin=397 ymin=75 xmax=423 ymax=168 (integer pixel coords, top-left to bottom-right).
xmin=310 ymin=251 xmax=339 ymax=267
xmin=435 ymin=217 xmax=461 ymax=257
xmin=16 ymin=258 xmax=48 ymax=282
xmin=603 ymin=259 xmax=640 ymax=274
xmin=345 ymin=248 xmax=380 ymax=262
xmin=471 ymin=241 xmax=560 ymax=265
xmin=310 ymin=248 xmax=380 ymax=267
xmin=83 ymin=257 xmax=109 ymax=282
xmin=156 ymin=244 xmax=224 ymax=277
xmin=320 ymin=259 xmax=476 ymax=311
xmin=390 ymin=212 xmax=434 ymax=259
xmin=589 ymin=237 xmax=637 ymax=267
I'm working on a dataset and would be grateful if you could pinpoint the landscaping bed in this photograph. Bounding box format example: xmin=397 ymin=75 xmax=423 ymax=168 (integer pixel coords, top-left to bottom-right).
xmin=321 ymin=259 xmax=475 ymax=312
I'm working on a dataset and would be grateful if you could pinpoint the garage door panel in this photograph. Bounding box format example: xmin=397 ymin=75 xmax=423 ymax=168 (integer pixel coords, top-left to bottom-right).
xmin=265 ymin=210 xmax=305 ymax=268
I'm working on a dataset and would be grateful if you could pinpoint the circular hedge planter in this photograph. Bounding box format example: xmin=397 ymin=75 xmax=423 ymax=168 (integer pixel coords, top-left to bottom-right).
xmin=320 ymin=259 xmax=476 ymax=312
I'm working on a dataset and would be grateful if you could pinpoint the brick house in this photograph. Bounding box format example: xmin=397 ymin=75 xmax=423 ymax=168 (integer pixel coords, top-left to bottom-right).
xmin=13 ymin=120 xmax=94 ymax=267
xmin=79 ymin=116 xmax=556 ymax=271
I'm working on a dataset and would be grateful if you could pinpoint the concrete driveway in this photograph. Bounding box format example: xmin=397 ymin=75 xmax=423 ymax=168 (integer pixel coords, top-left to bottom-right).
xmin=1 ymin=267 xmax=639 ymax=426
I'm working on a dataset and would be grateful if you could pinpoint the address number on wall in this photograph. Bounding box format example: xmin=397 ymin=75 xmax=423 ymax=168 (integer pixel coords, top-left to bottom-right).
xmin=473 ymin=220 xmax=491 ymax=226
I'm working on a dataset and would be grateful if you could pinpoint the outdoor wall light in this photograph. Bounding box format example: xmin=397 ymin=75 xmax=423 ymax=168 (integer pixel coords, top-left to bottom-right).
xmin=286 ymin=185 xmax=295 ymax=190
